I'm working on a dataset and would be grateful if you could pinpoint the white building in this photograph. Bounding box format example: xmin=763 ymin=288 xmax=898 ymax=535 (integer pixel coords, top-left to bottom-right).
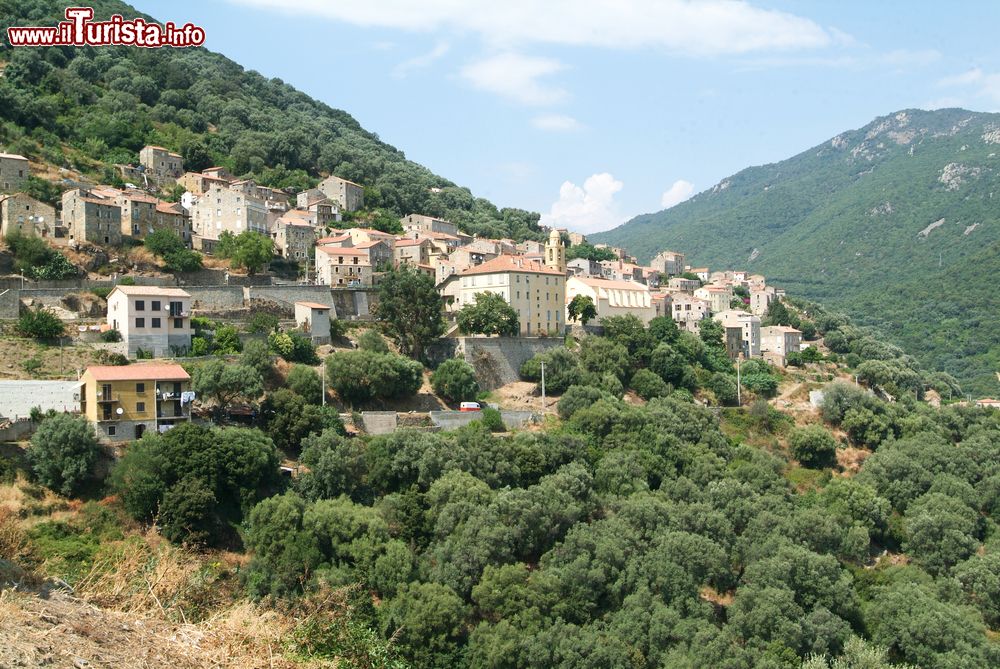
xmin=715 ymin=310 xmax=761 ymax=358
xmin=565 ymin=276 xmax=654 ymax=325
xmin=106 ymin=286 xmax=192 ymax=357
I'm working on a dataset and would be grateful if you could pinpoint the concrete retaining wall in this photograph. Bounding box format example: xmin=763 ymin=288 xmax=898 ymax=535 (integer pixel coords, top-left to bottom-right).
xmin=0 ymin=418 xmax=35 ymax=442
xmin=361 ymin=411 xmax=398 ymax=435
xmin=429 ymin=410 xmax=536 ymax=431
xmin=0 ymin=288 xmax=19 ymax=319
xmin=249 ymin=285 xmax=335 ymax=309
xmin=184 ymin=286 xmax=246 ymax=311
xmin=429 ymin=336 xmax=566 ymax=390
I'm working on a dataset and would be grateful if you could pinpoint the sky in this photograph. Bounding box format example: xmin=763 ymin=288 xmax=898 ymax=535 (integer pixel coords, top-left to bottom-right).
xmin=133 ymin=1 xmax=1000 ymax=234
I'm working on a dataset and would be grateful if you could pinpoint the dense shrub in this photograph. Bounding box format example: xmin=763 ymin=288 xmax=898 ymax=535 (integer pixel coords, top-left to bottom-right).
xmin=789 ymin=425 xmax=839 ymax=469
xmin=27 ymin=414 xmax=101 ymax=496
xmin=326 ymin=350 xmax=423 ymax=405
xmin=431 ymin=359 xmax=480 ymax=403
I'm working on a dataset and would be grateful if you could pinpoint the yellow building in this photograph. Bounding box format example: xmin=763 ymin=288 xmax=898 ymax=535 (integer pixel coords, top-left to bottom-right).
xmin=80 ymin=363 xmax=192 ymax=442
xmin=457 ymin=255 xmax=566 ymax=336
xmin=565 ymin=276 xmax=655 ymax=325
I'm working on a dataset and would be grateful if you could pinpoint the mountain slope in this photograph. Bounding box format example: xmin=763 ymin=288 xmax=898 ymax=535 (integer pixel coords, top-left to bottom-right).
xmin=593 ymin=108 xmax=1000 ymax=396
xmin=0 ymin=0 xmax=542 ymax=240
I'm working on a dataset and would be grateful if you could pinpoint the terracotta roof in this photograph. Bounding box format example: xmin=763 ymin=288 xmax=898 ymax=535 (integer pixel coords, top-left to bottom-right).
xmin=460 ymin=254 xmax=564 ymax=277
xmin=316 ymin=246 xmax=371 ymax=257
xmin=108 ymin=285 xmax=191 ymax=298
xmin=323 ymin=174 xmax=363 ymax=188
xmin=571 ymin=276 xmax=649 ymax=291
xmin=156 ymin=201 xmax=184 ymax=214
xmin=413 ymin=230 xmax=460 ymax=240
xmin=348 ymin=227 xmax=394 ymax=237
xmin=395 ymin=238 xmax=426 ymax=247
xmin=354 ymin=240 xmax=385 ymax=249
xmin=762 ymin=325 xmax=801 ymax=334
xmin=85 ymin=363 xmax=190 ymax=382
xmin=295 ymin=301 xmax=331 ymax=310
xmin=316 ymin=234 xmax=351 ymax=245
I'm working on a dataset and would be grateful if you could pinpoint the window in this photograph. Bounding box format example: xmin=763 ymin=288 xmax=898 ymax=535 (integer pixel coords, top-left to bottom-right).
xmin=135 ymin=300 xmax=145 ymax=311
xmin=108 ymin=425 xmax=116 ymax=436
xmin=151 ymin=318 xmax=161 ymax=329
xmin=136 ymin=402 xmax=145 ymax=413
xmin=174 ymin=318 xmax=183 ymax=329
xmin=151 ymin=301 xmax=161 ymax=311
xmin=136 ymin=317 xmax=145 ymax=328
xmin=136 ymin=383 xmax=145 ymax=393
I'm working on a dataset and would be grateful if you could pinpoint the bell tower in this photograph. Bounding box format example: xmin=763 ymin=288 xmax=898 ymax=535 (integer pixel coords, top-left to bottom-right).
xmin=545 ymin=229 xmax=566 ymax=273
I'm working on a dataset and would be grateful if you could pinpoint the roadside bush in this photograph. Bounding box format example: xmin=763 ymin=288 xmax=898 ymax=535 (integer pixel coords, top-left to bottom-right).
xmin=558 ymin=385 xmax=616 ymax=420
xmin=431 ymin=359 xmax=480 ymax=403
xmin=100 ymin=328 xmax=122 ymax=343
xmin=246 ymin=311 xmax=279 ymax=334
xmin=478 ymin=407 xmax=505 ymax=432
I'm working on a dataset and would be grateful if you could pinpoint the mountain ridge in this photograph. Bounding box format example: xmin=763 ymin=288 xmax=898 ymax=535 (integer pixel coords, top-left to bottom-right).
xmin=593 ymin=107 xmax=1000 ymax=395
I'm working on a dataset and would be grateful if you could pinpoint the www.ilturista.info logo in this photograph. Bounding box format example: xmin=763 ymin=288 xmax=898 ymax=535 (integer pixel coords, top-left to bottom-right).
xmin=6 ymin=7 xmax=206 ymax=48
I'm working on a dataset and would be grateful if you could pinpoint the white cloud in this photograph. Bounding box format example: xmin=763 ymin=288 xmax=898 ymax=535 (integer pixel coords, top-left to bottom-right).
xmin=460 ymin=53 xmax=568 ymax=106
xmin=230 ymin=0 xmax=835 ymax=56
xmin=540 ymin=173 xmax=624 ymax=234
xmin=936 ymin=68 xmax=1000 ymax=110
xmin=660 ymin=179 xmax=695 ymax=209
xmin=531 ymin=114 xmax=583 ymax=131
xmin=392 ymin=42 xmax=449 ymax=77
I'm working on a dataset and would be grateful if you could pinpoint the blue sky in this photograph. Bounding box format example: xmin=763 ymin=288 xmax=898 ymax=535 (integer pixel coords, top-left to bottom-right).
xmin=134 ymin=1 xmax=1000 ymax=234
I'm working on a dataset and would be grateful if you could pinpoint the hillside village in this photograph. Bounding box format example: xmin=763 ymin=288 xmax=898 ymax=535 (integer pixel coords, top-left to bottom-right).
xmin=0 ymin=142 xmax=829 ymax=440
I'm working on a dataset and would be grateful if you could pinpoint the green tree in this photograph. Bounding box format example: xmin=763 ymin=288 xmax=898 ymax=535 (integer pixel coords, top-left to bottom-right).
xmin=144 ymin=228 xmax=185 ymax=256
xmin=213 ymin=325 xmax=243 ymax=354
xmin=260 ymin=389 xmax=334 ymax=453
xmin=381 ymin=582 xmax=469 ymax=668
xmin=159 ymin=477 xmax=218 ymax=545
xmin=326 ymin=350 xmax=423 ymax=405
xmin=191 ymin=360 xmax=264 ymax=414
xmin=431 ymin=359 xmax=480 ymax=403
xmin=216 ymin=230 xmax=273 ymax=274
xmin=287 ymin=364 xmax=323 ymax=404
xmin=578 ymin=336 xmax=630 ymax=383
xmin=790 ymin=425 xmax=839 ymax=469
xmin=954 ymin=552 xmax=1000 ymax=627
xmin=27 ymin=414 xmax=100 ymax=496
xmin=457 ymin=292 xmax=519 ymax=337
xmin=648 ymin=315 xmax=680 ymax=345
xmin=520 ymin=347 xmax=581 ymax=395
xmin=357 ymin=329 xmax=389 ymax=353
xmin=567 ymin=294 xmax=597 ymax=325
xmin=903 ymin=492 xmax=979 ymax=574
xmin=630 ymin=368 xmax=670 ymax=400
xmin=373 ymin=266 xmax=445 ymax=360
xmin=557 ymin=384 xmax=617 ymax=419
xmin=17 ymin=306 xmax=64 ymax=339
xmin=240 ymin=339 xmax=274 ymax=376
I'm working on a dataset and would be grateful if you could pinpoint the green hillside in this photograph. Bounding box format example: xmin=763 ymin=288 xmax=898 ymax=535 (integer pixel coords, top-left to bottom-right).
xmin=594 ymin=108 xmax=1000 ymax=396
xmin=0 ymin=0 xmax=542 ymax=240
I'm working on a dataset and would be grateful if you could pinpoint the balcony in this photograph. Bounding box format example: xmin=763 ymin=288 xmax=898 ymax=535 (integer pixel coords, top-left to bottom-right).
xmin=96 ymin=394 xmax=120 ymax=403
xmin=157 ymin=409 xmax=189 ymax=419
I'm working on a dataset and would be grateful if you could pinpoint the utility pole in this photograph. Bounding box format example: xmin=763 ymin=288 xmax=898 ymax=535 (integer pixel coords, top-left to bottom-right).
xmin=321 ymin=361 xmax=326 ymax=407
xmin=540 ymin=361 xmax=546 ymax=413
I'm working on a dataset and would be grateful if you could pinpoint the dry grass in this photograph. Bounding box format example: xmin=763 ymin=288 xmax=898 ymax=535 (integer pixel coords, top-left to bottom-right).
xmin=201 ymin=256 xmax=232 ymax=270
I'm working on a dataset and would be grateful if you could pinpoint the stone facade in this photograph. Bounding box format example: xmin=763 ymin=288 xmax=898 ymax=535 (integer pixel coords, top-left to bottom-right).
xmin=139 ymin=145 xmax=183 ymax=179
xmin=0 ymin=153 xmax=29 ymax=193
xmin=318 ymin=175 xmax=364 ymax=211
xmin=401 ymin=213 xmax=459 ymax=236
xmin=0 ymin=193 xmax=56 ymax=238
xmin=190 ymin=183 xmax=269 ymax=246
xmin=63 ymin=189 xmax=122 ymax=246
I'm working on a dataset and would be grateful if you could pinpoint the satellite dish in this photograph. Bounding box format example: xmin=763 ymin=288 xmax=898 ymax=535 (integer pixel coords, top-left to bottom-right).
xmin=116 ymin=407 xmax=124 ymax=415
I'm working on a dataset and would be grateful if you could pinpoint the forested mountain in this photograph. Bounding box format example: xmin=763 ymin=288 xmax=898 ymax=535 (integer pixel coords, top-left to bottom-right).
xmin=593 ymin=108 xmax=1000 ymax=396
xmin=0 ymin=0 xmax=543 ymax=240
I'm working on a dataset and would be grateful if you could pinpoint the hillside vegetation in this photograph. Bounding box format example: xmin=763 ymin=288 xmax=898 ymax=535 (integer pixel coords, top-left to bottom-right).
xmin=0 ymin=0 xmax=543 ymax=241
xmin=594 ymin=108 xmax=1000 ymax=396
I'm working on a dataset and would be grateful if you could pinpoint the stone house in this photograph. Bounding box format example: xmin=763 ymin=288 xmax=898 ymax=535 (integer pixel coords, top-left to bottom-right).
xmin=139 ymin=145 xmax=184 ymax=180
xmin=650 ymin=250 xmax=685 ymax=276
xmin=189 ymin=184 xmax=269 ymax=250
xmin=63 ymin=188 xmax=122 ymax=246
xmin=81 ymin=363 xmax=192 ymax=442
xmin=694 ymin=284 xmax=735 ymax=314
xmin=0 ymin=193 xmax=56 ymax=238
xmin=715 ymin=310 xmax=762 ymax=358
xmin=107 ymin=286 xmax=192 ymax=357
xmin=394 ymin=237 xmax=434 ymax=267
xmin=272 ymin=212 xmax=316 ymax=262
xmin=401 ymin=213 xmax=459 ymax=237
xmin=318 ymin=175 xmax=364 ymax=211
xmin=0 ymin=153 xmax=30 ymax=193
xmin=750 ymin=286 xmax=777 ymax=316
xmin=761 ymin=325 xmax=802 ymax=366
xmin=667 ymin=277 xmax=701 ymax=294
xmin=670 ymin=293 xmax=710 ymax=331
xmin=315 ymin=245 xmax=373 ymax=287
